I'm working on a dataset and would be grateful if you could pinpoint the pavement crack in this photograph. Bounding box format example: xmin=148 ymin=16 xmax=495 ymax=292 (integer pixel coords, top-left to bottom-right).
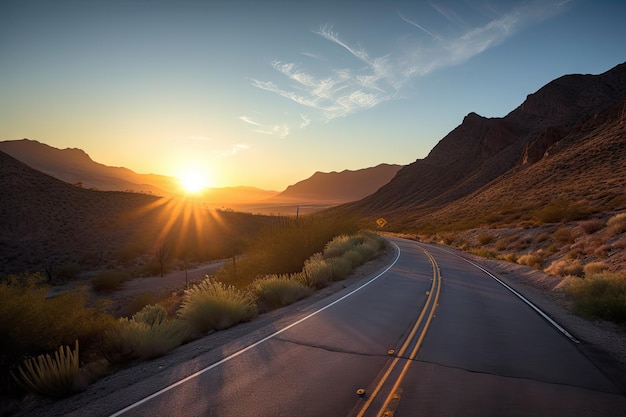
xmin=274 ymin=337 xmax=389 ymax=358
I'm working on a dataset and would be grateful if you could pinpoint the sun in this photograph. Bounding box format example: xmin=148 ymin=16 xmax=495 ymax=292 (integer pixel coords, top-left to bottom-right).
xmin=179 ymin=171 xmax=209 ymax=193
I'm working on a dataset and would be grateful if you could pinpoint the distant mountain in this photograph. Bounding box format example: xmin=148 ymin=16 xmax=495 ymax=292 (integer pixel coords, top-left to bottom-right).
xmin=0 ymin=150 xmax=268 ymax=277
xmin=0 ymin=139 xmax=177 ymax=195
xmin=272 ymin=164 xmax=403 ymax=204
xmin=0 ymin=139 xmax=278 ymax=203
xmin=344 ymin=62 xmax=626 ymax=224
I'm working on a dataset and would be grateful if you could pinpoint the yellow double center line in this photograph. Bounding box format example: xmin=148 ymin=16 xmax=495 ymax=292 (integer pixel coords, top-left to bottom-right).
xmin=356 ymin=246 xmax=442 ymax=417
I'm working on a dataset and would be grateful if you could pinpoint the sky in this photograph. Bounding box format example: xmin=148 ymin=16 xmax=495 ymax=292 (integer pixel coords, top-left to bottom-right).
xmin=1 ymin=0 xmax=625 ymax=191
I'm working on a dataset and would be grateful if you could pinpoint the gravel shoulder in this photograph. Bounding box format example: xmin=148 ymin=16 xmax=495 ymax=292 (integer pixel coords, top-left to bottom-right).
xmin=14 ymin=240 xmax=626 ymax=416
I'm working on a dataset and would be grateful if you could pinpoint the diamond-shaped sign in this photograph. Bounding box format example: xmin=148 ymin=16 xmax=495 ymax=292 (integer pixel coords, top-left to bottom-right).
xmin=376 ymin=218 xmax=388 ymax=228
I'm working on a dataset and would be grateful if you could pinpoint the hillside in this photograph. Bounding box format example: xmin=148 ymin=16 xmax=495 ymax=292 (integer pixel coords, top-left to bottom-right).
xmin=345 ymin=62 xmax=626 ymax=220
xmin=0 ymin=139 xmax=178 ymax=195
xmin=272 ymin=163 xmax=402 ymax=203
xmin=0 ymin=151 xmax=269 ymax=277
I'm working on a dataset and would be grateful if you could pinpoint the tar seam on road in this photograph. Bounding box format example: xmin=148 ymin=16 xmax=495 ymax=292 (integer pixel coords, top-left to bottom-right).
xmin=108 ymin=243 xmax=402 ymax=417
xmin=436 ymin=245 xmax=579 ymax=344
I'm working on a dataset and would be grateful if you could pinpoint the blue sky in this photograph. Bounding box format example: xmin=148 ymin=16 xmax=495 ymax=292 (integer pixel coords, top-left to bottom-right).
xmin=1 ymin=0 xmax=625 ymax=190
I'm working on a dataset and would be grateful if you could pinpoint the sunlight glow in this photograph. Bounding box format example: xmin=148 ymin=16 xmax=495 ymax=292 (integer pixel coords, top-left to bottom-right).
xmin=179 ymin=170 xmax=211 ymax=193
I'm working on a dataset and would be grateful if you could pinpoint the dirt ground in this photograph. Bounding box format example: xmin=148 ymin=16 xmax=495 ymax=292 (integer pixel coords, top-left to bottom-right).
xmin=12 ymin=243 xmax=626 ymax=416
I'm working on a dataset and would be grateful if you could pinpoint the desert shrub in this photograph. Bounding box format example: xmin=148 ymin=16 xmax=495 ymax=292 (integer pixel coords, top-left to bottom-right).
xmin=607 ymin=213 xmax=626 ymax=236
xmin=593 ymin=244 xmax=611 ymax=258
xmin=544 ymin=244 xmax=558 ymax=255
xmin=125 ymin=292 xmax=160 ymax=316
xmin=579 ymin=219 xmax=606 ymax=234
xmin=517 ymin=253 xmax=544 ymax=269
xmin=12 ymin=341 xmax=81 ymax=398
xmin=564 ymin=272 xmax=626 ymax=323
xmin=470 ymin=248 xmax=497 ymax=259
xmin=476 ymin=233 xmax=494 ymax=245
xmin=534 ymin=198 xmax=592 ymax=224
xmin=250 ymin=274 xmax=313 ymax=310
xmin=354 ymin=242 xmax=376 ymax=262
xmin=535 ymin=233 xmax=550 ymax=244
xmin=499 ymin=253 xmax=518 ymax=263
xmin=327 ymin=256 xmax=352 ymax=281
xmin=545 ymin=259 xmax=583 ymax=277
xmin=553 ymin=227 xmax=576 ymax=244
xmin=178 ymin=277 xmax=257 ymax=333
xmin=132 ymin=304 xmax=168 ymax=326
xmin=303 ymin=253 xmax=333 ymax=289
xmin=0 ymin=275 xmax=115 ymax=377
xmin=217 ymin=213 xmax=360 ymax=287
xmin=343 ymin=249 xmax=364 ymax=267
xmin=583 ymin=262 xmax=610 ymax=276
xmin=101 ymin=315 xmax=187 ymax=363
xmin=323 ymin=235 xmax=355 ymax=258
xmin=92 ymin=270 xmax=131 ymax=292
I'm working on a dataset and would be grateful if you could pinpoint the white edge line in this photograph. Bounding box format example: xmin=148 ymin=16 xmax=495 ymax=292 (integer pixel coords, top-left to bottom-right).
xmin=109 ymin=242 xmax=401 ymax=417
xmin=435 ymin=245 xmax=579 ymax=344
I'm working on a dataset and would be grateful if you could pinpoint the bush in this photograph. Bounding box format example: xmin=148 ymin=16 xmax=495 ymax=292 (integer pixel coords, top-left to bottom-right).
xmin=102 ymin=317 xmax=187 ymax=363
xmin=579 ymin=219 xmax=605 ymax=234
xmin=323 ymin=235 xmax=354 ymax=258
xmin=250 ymin=274 xmax=313 ymax=311
xmin=133 ymin=304 xmax=168 ymax=326
xmin=0 ymin=275 xmax=115 ymax=376
xmin=470 ymin=248 xmax=497 ymax=259
xmin=476 ymin=233 xmax=494 ymax=245
xmin=303 ymin=253 xmax=333 ymax=289
xmin=607 ymin=213 xmax=626 ymax=236
xmin=12 ymin=341 xmax=81 ymax=398
xmin=564 ymin=272 xmax=626 ymax=323
xmin=343 ymin=249 xmax=364 ymax=267
xmin=327 ymin=256 xmax=352 ymax=281
xmin=354 ymin=242 xmax=377 ymax=262
xmin=125 ymin=292 xmax=160 ymax=317
xmin=583 ymin=262 xmax=610 ymax=276
xmin=545 ymin=259 xmax=583 ymax=277
xmin=92 ymin=270 xmax=131 ymax=292
xmin=178 ymin=277 xmax=257 ymax=333
xmin=517 ymin=253 xmax=544 ymax=269
xmin=553 ymin=227 xmax=575 ymax=244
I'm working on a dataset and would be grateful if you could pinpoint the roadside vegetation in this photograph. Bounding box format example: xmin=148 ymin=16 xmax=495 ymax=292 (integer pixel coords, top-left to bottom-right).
xmin=409 ymin=211 xmax=626 ymax=325
xmin=1 ymin=212 xmax=387 ymax=409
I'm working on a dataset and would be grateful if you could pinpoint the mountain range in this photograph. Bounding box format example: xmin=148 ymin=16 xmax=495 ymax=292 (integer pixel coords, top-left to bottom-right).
xmin=343 ymin=62 xmax=626 ymax=231
xmin=0 ymin=139 xmax=400 ymax=206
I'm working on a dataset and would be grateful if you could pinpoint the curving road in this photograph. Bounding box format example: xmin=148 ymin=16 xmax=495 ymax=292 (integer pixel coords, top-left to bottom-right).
xmin=87 ymin=237 xmax=625 ymax=416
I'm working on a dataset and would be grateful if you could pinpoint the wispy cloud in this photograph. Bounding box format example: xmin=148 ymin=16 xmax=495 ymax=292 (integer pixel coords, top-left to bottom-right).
xmin=251 ymin=1 xmax=568 ymax=124
xmin=300 ymin=114 xmax=311 ymax=128
xmin=239 ymin=115 xmax=261 ymax=126
xmin=398 ymin=12 xmax=441 ymax=40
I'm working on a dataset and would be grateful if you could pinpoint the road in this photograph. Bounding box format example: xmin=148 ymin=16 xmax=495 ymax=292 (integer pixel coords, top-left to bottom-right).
xmin=93 ymin=237 xmax=626 ymax=416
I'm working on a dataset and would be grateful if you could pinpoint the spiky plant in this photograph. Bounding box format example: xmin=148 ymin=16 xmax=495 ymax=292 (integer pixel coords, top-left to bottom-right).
xmin=12 ymin=340 xmax=80 ymax=398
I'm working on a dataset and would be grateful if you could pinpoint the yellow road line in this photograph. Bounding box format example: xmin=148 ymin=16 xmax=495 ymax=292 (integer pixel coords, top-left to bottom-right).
xmin=377 ymin=250 xmax=441 ymax=416
xmin=355 ymin=246 xmax=441 ymax=417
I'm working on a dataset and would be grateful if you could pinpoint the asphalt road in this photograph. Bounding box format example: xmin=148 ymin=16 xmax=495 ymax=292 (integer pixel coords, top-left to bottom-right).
xmin=102 ymin=237 xmax=626 ymax=417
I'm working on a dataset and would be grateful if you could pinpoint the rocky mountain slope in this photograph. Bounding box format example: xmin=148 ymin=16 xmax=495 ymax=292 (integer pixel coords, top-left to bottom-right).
xmin=345 ymin=62 xmax=626 ymax=220
xmin=272 ymin=163 xmax=402 ymax=204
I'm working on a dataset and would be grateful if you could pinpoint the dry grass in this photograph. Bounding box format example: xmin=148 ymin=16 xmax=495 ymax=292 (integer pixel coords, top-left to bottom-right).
xmin=563 ymin=272 xmax=626 ymax=323
xmin=545 ymin=259 xmax=583 ymax=277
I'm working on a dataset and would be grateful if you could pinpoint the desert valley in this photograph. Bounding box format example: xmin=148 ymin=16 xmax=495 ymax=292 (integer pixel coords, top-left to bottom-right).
xmin=2 ymin=62 xmax=626 ymax=415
